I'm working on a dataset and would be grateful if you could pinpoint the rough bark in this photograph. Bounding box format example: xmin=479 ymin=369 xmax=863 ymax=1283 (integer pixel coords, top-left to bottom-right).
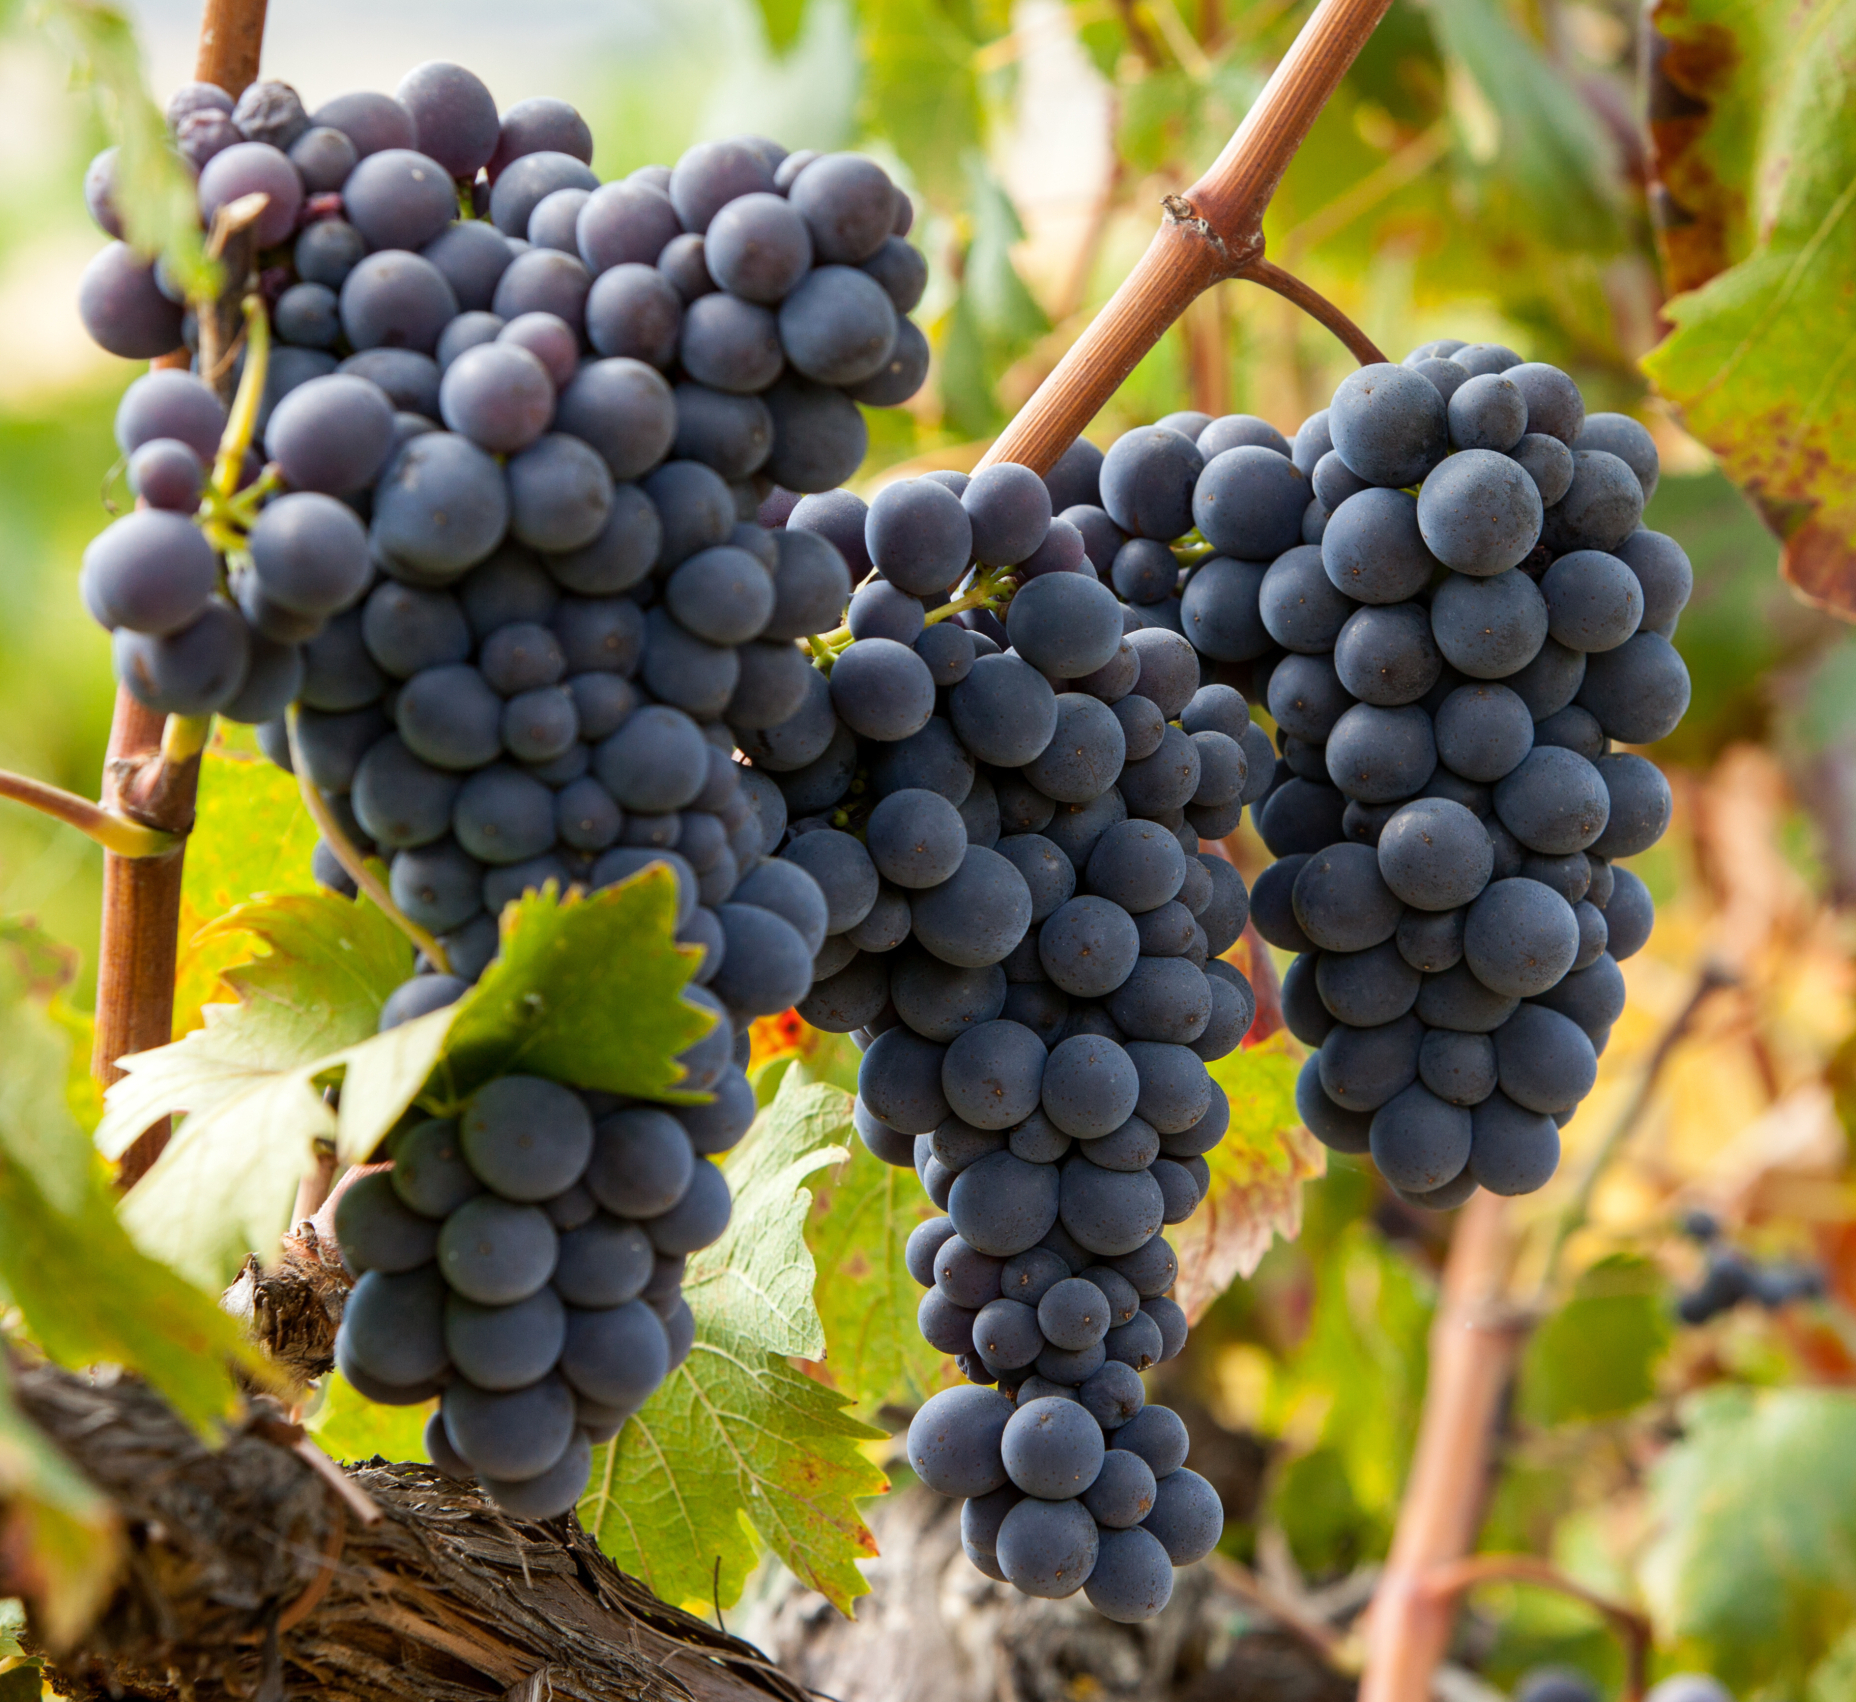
xmin=13 ymin=1362 xmax=808 ymax=1702
xmin=738 ymin=1485 xmax=1354 ymax=1702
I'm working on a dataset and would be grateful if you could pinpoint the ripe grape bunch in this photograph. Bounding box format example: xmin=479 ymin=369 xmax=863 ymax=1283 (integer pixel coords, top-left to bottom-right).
xmin=75 ymin=61 xmax=928 ymax=1519
xmin=1073 ymin=344 xmax=1687 ymax=1207
xmin=764 ymin=468 xmax=1253 ymax=1619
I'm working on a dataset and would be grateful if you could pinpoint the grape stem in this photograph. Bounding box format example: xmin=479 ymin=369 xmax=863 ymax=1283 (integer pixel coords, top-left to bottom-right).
xmin=977 ymin=0 xmax=1394 ymax=476
xmin=0 ymin=767 xmax=181 ymax=858
xmin=284 ymin=707 xmax=455 ymax=977
xmin=1232 ymin=256 xmax=1387 ymax=367
xmin=1415 ymin=1554 xmax=1652 ymax=1702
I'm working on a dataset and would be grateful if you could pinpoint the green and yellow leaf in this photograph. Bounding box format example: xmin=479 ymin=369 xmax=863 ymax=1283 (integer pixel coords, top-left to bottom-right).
xmin=582 ymin=1070 xmax=886 ymax=1614
xmin=1176 ymin=1029 xmax=1324 ymax=1323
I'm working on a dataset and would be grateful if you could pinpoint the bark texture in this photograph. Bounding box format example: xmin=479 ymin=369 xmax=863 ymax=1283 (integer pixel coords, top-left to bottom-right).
xmin=738 ymin=1485 xmax=1355 ymax=1702
xmin=13 ymin=1363 xmax=805 ymax=1702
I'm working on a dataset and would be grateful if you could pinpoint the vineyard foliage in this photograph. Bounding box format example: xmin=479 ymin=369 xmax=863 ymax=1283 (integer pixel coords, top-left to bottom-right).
xmin=0 ymin=0 xmax=1852 ymax=1687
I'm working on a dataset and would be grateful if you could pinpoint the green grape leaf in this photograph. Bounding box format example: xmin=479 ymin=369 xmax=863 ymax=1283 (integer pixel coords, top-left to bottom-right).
xmin=0 ymin=1598 xmax=21 ymax=1659
xmin=580 ymin=1071 xmax=885 ymax=1614
xmin=1174 ymin=1031 xmax=1325 ymax=1323
xmin=99 ymin=875 xmax=713 ymax=1287
xmin=307 ymin=1371 xmax=434 ymax=1465
xmin=174 ymin=744 xmax=320 ymax=1036
xmin=1519 ymin=1254 xmax=1672 ymax=1427
xmin=97 ymin=893 xmax=417 ymax=1287
xmin=37 ymin=0 xmax=214 ymax=297
xmin=0 ymin=1356 xmax=121 ymax=1654
xmin=433 ymin=872 xmax=712 ymax=1103
xmin=1641 ymin=0 xmax=1856 ymax=618
xmin=0 ymin=925 xmax=251 ymax=1436
xmin=808 ymin=1129 xmax=944 ymax=1413
xmin=1640 ymin=1386 xmax=1856 ymax=1692
xmin=682 ymin=1079 xmax=851 ymax=1359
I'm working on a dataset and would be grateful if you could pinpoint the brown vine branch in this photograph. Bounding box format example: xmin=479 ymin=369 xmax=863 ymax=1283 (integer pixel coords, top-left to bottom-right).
xmin=1359 ymin=1192 xmax=1525 ymax=1702
xmin=97 ymin=10 xmax=275 ymax=1176
xmin=1235 ymin=256 xmax=1387 ymax=365
xmin=1419 ymin=1554 xmax=1651 ymax=1701
xmin=0 ymin=767 xmax=180 ymax=858
xmin=978 ymin=0 xmax=1393 ymax=476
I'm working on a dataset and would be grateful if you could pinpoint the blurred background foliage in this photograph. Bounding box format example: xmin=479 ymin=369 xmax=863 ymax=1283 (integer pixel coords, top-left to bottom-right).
xmin=2 ymin=0 xmax=1855 ymax=1695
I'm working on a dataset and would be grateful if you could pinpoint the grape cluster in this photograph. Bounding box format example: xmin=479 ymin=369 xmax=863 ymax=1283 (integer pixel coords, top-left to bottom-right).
xmin=773 ymin=469 xmax=1251 ymax=1617
xmin=77 ymin=59 xmax=922 ymax=758
xmin=1069 ymin=346 xmax=1688 ymax=1207
xmin=331 ymin=1069 xmax=747 ymax=1518
xmin=1675 ymin=1210 xmax=1823 ymax=1324
xmin=77 ymin=63 xmax=929 ymax=1519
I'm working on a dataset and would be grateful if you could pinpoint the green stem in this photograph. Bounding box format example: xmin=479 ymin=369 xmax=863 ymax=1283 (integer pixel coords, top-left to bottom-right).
xmin=285 ymin=707 xmax=454 ymax=975
xmin=212 ymin=294 xmax=269 ymax=502
xmin=0 ymin=768 xmax=181 ymax=858
xmin=925 ymin=568 xmax=1017 ymax=627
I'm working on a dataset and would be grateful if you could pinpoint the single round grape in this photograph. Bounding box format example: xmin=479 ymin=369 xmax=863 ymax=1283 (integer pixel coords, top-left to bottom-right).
xmin=1099 ymin=425 xmax=1203 ymax=540
xmin=948 ymin=1150 xmax=1062 ymax=1257
xmin=1416 ymin=447 xmax=1543 ymax=575
xmin=1494 ymin=1002 xmax=1597 ymax=1114
xmin=1142 ymin=1464 xmax=1224 ymax=1565
xmin=865 ymin=788 xmax=967 ymax=891
xmin=1435 ymin=683 xmax=1534 ymax=783
xmin=785 ymin=151 xmax=896 ymax=261
xmin=1506 ymin=636 xmax=1588 ymax=721
xmin=1125 ymin=1040 xmax=1213 ymax=1134
xmin=1328 ymin=361 xmax=1447 ymax=486
xmin=1002 ymin=1395 xmax=1105 ymax=1499
xmin=1575 ymin=631 xmax=1691 ymax=745
xmin=1430 ymin=568 xmax=1551 ymax=681
xmin=1007 ymin=571 xmax=1126 ymax=680
xmin=1589 ymin=752 xmax=1671 ymax=859
xmin=1315 ymin=941 xmax=1420 ymax=1028
xmin=1378 ymin=798 xmax=1495 ymax=911
xmin=1493 ymin=746 xmax=1611 ymax=855
xmin=1467 ymin=1091 xmax=1561 ymax=1195
xmin=78 ymin=243 xmax=184 ymax=358
xmin=437 ymin=1194 xmax=557 ymax=1304
xmin=996 ymin=1494 xmax=1100 ymax=1598
xmin=942 ymin=1020 xmax=1048 ymax=1130
xmin=1464 ymin=877 xmax=1580 ymax=997
xmin=1292 ymin=842 xmax=1402 ymax=952
xmin=1541 ymin=449 xmax=1644 ymax=554
xmin=340 ymin=1265 xmax=449 ymax=1388
xmin=1511 ymin=431 xmax=1576 ymax=506
xmin=1178 ymin=555 xmax=1271 ymax=662
xmin=1370 ymin=1082 xmax=1473 ymax=1192
xmin=907 ymin=1383 xmax=1014 ymax=1497
xmin=909 ymin=845 xmax=1034 ymax=970
xmin=444 ymin=1286 xmax=565 ymax=1392
xmin=1318 ymin=1013 xmax=1423 ymax=1112
xmin=113 ymin=598 xmax=251 ymax=715
xmin=81 ymin=509 xmax=217 ymax=636
xmin=1325 ymin=703 xmax=1437 ymax=804
xmin=1540 ymin=549 xmax=1644 ymax=653
xmin=1083 ymin=1524 xmax=1173 ymax=1622
xmin=1333 ymin=601 xmax=1442 ymax=707
xmin=1446 ymin=371 xmax=1527 ymax=452
xmin=1112 ymin=1402 xmax=1190 ymax=1476
xmin=1102 ymin=1308 xmax=1164 ymax=1372
xmin=1192 ymin=444 xmax=1308 ymax=560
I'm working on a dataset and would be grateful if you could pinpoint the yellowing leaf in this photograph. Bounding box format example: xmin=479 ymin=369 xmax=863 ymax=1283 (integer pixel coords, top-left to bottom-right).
xmin=581 ymin=1069 xmax=885 ymax=1613
xmin=1642 ymin=0 xmax=1856 ymax=615
xmin=1175 ymin=1030 xmax=1325 ymax=1323
xmin=173 ymin=746 xmax=320 ymax=1036
xmin=683 ymin=1078 xmax=851 ymax=1359
xmin=808 ymin=1132 xmax=944 ymax=1413
xmin=307 ymin=1371 xmax=433 ymax=1465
